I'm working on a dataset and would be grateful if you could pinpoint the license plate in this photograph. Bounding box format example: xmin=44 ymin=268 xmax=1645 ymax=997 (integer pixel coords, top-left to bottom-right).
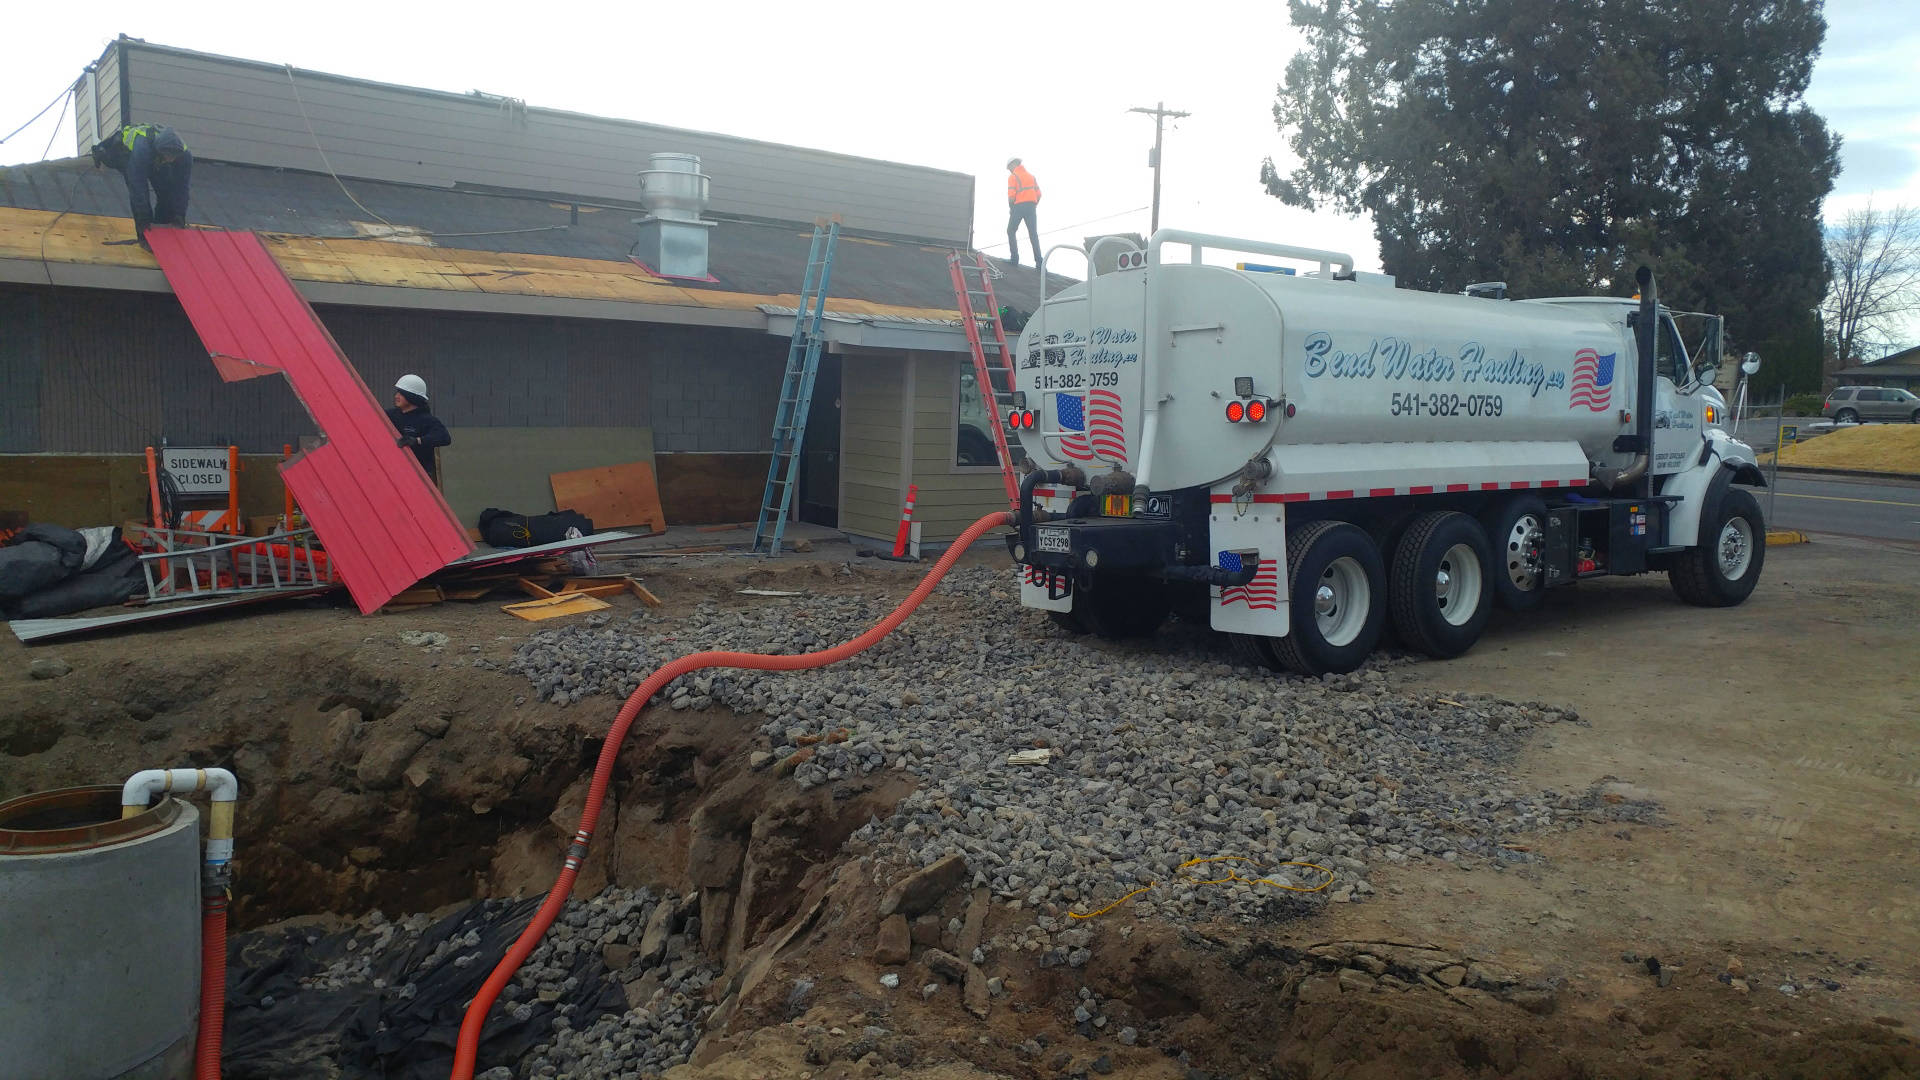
xmin=1036 ymin=527 xmax=1070 ymax=553
xmin=1102 ymin=494 xmax=1131 ymax=517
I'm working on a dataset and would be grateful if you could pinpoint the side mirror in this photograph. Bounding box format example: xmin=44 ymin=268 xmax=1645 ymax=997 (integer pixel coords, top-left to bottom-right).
xmin=1692 ymin=354 xmax=1721 ymax=388
xmin=1741 ymin=352 xmax=1761 ymax=375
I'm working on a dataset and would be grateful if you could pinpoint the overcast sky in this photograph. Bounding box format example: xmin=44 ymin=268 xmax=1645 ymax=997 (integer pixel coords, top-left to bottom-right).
xmin=3 ymin=0 xmax=1915 ymax=323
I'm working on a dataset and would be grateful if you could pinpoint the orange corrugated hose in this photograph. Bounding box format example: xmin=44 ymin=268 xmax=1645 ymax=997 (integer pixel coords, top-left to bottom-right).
xmin=197 ymin=896 xmax=227 ymax=1079
xmin=450 ymin=510 xmax=1013 ymax=1078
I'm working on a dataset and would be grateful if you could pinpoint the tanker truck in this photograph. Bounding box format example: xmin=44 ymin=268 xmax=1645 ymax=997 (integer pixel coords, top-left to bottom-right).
xmin=1003 ymin=230 xmax=1767 ymax=675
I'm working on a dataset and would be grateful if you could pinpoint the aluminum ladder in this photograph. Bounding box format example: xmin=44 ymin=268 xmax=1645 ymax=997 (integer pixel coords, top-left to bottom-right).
xmin=752 ymin=219 xmax=840 ymax=555
xmin=947 ymin=250 xmax=1022 ymax=510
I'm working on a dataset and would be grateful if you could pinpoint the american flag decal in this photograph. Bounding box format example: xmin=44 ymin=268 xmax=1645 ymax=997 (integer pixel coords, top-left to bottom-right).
xmin=1569 ymin=348 xmax=1615 ymax=412
xmin=1053 ymin=394 xmax=1095 ymax=461
xmin=1218 ymin=557 xmax=1280 ymax=610
xmin=1085 ymin=388 xmax=1128 ymax=463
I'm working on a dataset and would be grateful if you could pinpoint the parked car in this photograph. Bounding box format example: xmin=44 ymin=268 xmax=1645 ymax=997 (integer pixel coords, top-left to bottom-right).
xmin=1822 ymin=385 xmax=1920 ymax=423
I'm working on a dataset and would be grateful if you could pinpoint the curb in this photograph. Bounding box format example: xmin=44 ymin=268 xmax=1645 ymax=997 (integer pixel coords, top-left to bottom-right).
xmin=1765 ymin=530 xmax=1810 ymax=546
xmin=1766 ymin=465 xmax=1920 ymax=483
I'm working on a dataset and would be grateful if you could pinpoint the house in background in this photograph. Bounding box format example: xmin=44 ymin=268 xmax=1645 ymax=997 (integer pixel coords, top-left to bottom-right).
xmin=0 ymin=36 xmax=1054 ymax=545
xmin=1832 ymin=344 xmax=1920 ymax=393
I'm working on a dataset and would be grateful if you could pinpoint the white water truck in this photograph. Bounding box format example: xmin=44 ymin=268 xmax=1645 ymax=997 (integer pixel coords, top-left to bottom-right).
xmin=1004 ymin=231 xmax=1767 ymax=675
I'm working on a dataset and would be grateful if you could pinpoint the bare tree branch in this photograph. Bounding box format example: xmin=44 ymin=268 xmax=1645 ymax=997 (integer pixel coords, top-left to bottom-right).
xmin=1824 ymin=201 xmax=1920 ymax=374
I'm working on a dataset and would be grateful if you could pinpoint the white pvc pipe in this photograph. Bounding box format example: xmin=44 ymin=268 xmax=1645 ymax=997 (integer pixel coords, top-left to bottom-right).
xmin=122 ymin=768 xmax=239 ymax=866
xmin=121 ymin=768 xmax=238 ymax=808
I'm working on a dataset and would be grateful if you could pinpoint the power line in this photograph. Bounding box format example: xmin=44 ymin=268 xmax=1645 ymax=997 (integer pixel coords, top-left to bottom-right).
xmin=2 ymin=85 xmax=73 ymax=146
xmin=39 ymin=89 xmax=72 ymax=161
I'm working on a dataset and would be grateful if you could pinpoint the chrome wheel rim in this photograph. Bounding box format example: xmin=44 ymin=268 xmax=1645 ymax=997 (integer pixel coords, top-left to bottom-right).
xmin=1505 ymin=514 xmax=1543 ymax=592
xmin=1314 ymin=556 xmax=1370 ymax=647
xmin=1717 ymin=516 xmax=1754 ymax=580
xmin=1436 ymin=542 xmax=1484 ymax=626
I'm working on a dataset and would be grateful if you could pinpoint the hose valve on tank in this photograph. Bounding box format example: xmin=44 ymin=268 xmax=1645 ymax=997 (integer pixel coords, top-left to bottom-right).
xmin=1231 ymin=455 xmax=1274 ymax=515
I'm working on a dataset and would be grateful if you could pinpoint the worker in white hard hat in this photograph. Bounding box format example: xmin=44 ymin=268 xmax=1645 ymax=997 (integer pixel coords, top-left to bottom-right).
xmin=387 ymin=374 xmax=451 ymax=487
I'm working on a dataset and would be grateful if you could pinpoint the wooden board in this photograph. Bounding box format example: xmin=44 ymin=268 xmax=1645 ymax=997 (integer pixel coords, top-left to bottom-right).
xmin=501 ymin=593 xmax=611 ymax=621
xmin=654 ymin=453 xmax=774 ymax=525
xmin=550 ymin=462 xmax=667 ymax=534
xmin=440 ymin=427 xmax=657 ymax=529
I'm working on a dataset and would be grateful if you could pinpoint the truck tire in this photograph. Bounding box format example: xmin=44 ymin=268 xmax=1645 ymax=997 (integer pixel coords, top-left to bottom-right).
xmin=1389 ymin=511 xmax=1495 ymax=659
xmin=1269 ymin=521 xmax=1386 ymax=677
xmin=1080 ymin=578 xmax=1169 ymax=639
xmin=1481 ymin=495 xmax=1549 ymax=612
xmin=1670 ymin=486 xmax=1766 ymax=607
xmin=1230 ymin=633 xmax=1283 ymax=671
xmin=1048 ymin=610 xmax=1089 ymax=634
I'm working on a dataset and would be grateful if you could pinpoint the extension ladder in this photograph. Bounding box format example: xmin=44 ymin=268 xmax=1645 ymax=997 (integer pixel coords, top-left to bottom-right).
xmin=948 ymin=250 xmax=1022 ymax=509
xmin=752 ymin=219 xmax=841 ymax=555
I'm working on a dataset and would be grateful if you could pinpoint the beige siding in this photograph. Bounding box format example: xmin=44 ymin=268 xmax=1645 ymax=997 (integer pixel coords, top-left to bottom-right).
xmin=72 ymin=43 xmax=123 ymax=150
xmin=839 ymin=354 xmax=906 ymax=540
xmin=106 ymin=42 xmax=971 ymax=243
xmin=906 ymin=352 xmax=1010 ymax=542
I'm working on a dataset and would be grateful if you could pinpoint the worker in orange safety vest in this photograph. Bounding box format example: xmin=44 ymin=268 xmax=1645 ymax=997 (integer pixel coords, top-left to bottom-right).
xmin=1006 ymin=158 xmax=1041 ymax=266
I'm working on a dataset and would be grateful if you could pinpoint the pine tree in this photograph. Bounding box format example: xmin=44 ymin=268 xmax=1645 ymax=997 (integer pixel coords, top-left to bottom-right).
xmin=1265 ymin=0 xmax=1838 ymax=375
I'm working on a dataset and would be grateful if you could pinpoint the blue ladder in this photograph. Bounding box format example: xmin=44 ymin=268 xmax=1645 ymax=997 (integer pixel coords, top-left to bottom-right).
xmin=752 ymin=218 xmax=841 ymax=555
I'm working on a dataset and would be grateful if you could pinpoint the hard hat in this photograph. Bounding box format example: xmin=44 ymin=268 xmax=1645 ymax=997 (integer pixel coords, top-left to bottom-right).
xmin=395 ymin=374 xmax=428 ymax=401
xmin=1007 ymin=157 xmax=1021 ymax=169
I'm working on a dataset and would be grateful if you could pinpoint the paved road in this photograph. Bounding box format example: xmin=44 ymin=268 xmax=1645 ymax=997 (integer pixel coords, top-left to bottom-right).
xmin=1762 ymin=473 xmax=1920 ymax=544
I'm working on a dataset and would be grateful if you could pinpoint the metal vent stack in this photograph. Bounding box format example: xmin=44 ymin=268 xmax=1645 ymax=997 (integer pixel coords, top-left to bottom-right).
xmin=635 ymin=152 xmax=716 ymax=280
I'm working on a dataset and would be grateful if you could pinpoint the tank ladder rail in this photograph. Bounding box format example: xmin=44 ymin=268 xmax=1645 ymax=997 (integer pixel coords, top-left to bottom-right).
xmin=752 ymin=218 xmax=841 ymax=556
xmin=947 ymin=250 xmax=1023 ymax=510
xmin=138 ymin=525 xmax=339 ymax=604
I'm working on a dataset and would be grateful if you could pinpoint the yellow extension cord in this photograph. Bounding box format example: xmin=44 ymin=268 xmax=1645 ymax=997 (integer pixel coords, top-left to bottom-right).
xmin=1068 ymin=856 xmax=1335 ymax=919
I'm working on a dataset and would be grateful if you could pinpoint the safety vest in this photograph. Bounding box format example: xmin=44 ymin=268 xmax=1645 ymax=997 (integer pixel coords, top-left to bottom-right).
xmin=1008 ymin=165 xmax=1040 ymax=204
xmin=122 ymin=124 xmax=188 ymax=156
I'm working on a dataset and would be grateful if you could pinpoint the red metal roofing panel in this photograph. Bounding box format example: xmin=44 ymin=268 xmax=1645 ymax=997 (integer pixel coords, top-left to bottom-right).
xmin=145 ymin=227 xmax=474 ymax=614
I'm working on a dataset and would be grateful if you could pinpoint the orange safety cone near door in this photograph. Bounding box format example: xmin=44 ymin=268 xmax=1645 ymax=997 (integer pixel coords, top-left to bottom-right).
xmin=892 ymin=484 xmax=919 ymax=557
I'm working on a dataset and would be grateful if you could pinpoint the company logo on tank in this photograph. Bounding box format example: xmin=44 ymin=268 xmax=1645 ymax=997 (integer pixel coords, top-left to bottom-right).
xmin=1302 ymin=332 xmax=1571 ymax=398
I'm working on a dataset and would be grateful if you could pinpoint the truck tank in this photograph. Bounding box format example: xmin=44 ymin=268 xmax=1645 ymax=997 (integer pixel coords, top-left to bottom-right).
xmin=0 ymin=786 xmax=201 ymax=1080
xmin=1014 ymin=259 xmax=1639 ymax=493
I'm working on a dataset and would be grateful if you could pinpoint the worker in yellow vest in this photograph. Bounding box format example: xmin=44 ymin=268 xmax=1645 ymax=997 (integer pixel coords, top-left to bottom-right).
xmin=1006 ymin=158 xmax=1042 ymax=266
xmin=89 ymin=123 xmax=193 ymax=249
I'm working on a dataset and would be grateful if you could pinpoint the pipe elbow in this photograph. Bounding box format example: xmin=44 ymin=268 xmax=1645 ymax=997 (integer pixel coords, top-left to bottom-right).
xmin=122 ymin=767 xmax=240 ymax=810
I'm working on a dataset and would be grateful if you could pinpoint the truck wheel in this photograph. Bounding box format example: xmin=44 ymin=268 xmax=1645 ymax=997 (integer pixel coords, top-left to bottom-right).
xmin=1481 ymin=495 xmax=1549 ymax=612
xmin=1230 ymin=633 xmax=1284 ymax=671
xmin=1048 ymin=610 xmax=1089 ymax=634
xmin=1080 ymin=578 xmax=1169 ymax=638
xmin=1389 ymin=511 xmax=1495 ymax=659
xmin=1269 ymin=521 xmax=1386 ymax=677
xmin=1670 ymin=487 xmax=1766 ymax=607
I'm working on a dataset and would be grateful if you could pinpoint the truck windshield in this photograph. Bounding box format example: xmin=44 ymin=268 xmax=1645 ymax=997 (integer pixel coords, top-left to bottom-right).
xmin=1655 ymin=316 xmax=1690 ymax=383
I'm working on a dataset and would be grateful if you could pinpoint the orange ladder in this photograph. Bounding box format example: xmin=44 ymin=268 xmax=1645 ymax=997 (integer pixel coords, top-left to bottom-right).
xmin=947 ymin=251 xmax=1022 ymax=509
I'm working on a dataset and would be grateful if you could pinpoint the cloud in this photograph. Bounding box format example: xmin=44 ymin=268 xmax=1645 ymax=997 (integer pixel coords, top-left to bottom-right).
xmin=1835 ymin=139 xmax=1919 ymax=194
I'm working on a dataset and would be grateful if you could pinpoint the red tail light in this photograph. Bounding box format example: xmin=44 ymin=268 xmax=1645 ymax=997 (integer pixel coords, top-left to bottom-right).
xmin=1225 ymin=401 xmax=1245 ymax=422
xmin=1247 ymin=398 xmax=1267 ymax=422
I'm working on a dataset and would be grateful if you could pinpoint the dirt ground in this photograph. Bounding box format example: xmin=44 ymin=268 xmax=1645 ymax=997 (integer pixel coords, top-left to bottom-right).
xmin=3 ymin=537 xmax=1917 ymax=1078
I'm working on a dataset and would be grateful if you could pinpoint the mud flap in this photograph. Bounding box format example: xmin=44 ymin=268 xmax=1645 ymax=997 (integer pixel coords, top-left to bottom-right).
xmin=1208 ymin=496 xmax=1287 ymax=636
xmin=1017 ymin=564 xmax=1075 ymax=612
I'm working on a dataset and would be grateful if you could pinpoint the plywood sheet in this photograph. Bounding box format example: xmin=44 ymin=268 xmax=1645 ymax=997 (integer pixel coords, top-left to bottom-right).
xmin=655 ymin=452 xmax=773 ymax=525
xmin=439 ymin=427 xmax=657 ymax=527
xmin=549 ymin=462 xmax=667 ymax=534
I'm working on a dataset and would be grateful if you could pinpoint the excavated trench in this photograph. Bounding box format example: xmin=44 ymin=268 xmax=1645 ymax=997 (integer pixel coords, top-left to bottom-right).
xmin=7 ymin=600 xmax=1918 ymax=1080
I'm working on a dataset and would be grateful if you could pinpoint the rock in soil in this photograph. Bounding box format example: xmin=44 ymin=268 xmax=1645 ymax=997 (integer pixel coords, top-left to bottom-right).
xmin=874 ymin=914 xmax=911 ymax=966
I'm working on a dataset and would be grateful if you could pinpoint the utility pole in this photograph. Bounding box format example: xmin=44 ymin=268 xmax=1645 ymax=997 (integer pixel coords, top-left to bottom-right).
xmin=1129 ymin=101 xmax=1189 ymax=235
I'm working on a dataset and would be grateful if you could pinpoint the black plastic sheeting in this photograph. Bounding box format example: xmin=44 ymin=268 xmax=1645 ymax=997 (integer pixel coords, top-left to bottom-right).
xmin=1 ymin=524 xmax=144 ymax=618
xmin=223 ymin=897 xmax=625 ymax=1080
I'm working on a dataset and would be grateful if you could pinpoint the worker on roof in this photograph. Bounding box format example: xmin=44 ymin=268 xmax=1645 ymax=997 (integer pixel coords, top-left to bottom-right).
xmin=89 ymin=123 xmax=193 ymax=250
xmin=388 ymin=375 xmax=452 ymax=488
xmin=1006 ymin=158 xmax=1042 ymax=267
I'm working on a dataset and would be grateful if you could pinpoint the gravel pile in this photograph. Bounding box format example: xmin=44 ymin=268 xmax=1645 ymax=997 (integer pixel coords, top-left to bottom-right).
xmin=510 ymin=566 xmax=1607 ymax=919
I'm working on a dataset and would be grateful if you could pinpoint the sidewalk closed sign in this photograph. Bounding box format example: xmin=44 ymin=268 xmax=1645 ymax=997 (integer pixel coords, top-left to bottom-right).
xmin=163 ymin=448 xmax=231 ymax=494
